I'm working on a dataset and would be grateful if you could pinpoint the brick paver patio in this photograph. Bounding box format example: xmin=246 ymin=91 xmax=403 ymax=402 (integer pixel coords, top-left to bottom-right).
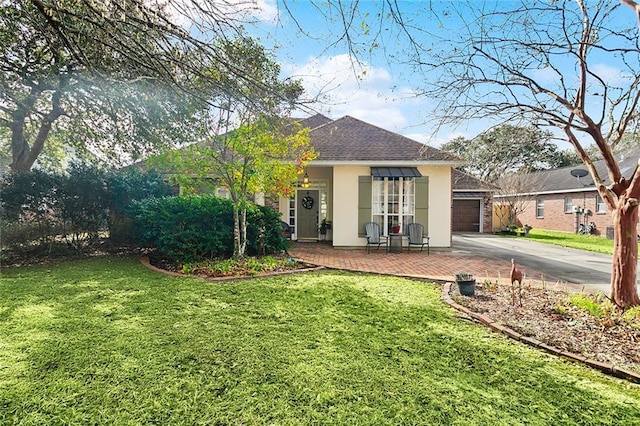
xmin=289 ymin=242 xmax=568 ymax=287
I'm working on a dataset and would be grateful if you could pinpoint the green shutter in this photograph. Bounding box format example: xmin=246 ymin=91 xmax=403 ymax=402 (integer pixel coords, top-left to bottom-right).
xmin=358 ymin=176 xmax=372 ymax=237
xmin=415 ymin=177 xmax=429 ymax=233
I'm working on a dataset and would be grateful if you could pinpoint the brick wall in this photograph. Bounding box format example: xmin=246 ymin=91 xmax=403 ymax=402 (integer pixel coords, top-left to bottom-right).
xmin=514 ymin=191 xmax=611 ymax=236
xmin=483 ymin=198 xmax=493 ymax=233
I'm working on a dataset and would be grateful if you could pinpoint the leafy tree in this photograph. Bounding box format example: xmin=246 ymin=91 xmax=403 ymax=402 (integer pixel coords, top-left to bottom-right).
xmin=155 ymin=118 xmax=314 ymax=258
xmin=152 ymin=35 xmax=314 ymax=259
xmin=441 ymin=125 xmax=574 ymax=182
xmin=0 ymin=1 xmax=299 ymax=171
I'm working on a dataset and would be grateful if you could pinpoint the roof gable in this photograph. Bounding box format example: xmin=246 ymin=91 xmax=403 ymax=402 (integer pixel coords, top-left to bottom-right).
xmin=452 ymin=169 xmax=497 ymax=191
xmin=307 ymin=116 xmax=460 ymax=163
xmin=496 ymin=149 xmax=640 ymax=194
xmin=295 ymin=113 xmax=333 ymax=130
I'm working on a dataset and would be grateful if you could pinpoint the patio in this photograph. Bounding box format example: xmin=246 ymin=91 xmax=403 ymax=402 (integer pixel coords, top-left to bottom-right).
xmin=288 ymin=242 xmax=558 ymax=286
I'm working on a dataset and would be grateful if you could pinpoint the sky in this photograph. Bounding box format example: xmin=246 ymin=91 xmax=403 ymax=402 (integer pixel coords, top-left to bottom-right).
xmin=217 ymin=0 xmax=638 ymax=150
xmin=242 ymin=0 xmax=485 ymax=147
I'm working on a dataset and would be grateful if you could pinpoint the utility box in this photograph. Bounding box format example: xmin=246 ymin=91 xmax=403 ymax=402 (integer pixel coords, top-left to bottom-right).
xmin=606 ymin=226 xmax=614 ymax=240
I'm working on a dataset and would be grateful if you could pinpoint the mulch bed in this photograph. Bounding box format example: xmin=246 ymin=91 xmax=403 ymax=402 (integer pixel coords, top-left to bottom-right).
xmin=451 ymin=282 xmax=640 ymax=376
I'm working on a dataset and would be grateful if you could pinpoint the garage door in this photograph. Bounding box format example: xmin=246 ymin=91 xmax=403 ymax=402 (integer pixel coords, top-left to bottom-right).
xmin=453 ymin=199 xmax=481 ymax=232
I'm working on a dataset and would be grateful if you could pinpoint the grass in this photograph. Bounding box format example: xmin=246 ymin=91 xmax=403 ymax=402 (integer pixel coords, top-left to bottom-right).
xmin=512 ymin=228 xmax=620 ymax=255
xmin=1 ymin=258 xmax=639 ymax=425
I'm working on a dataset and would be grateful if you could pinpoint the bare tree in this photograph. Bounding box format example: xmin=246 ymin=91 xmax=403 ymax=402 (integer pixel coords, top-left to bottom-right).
xmin=353 ymin=0 xmax=638 ymax=308
xmin=284 ymin=0 xmax=640 ymax=307
xmin=494 ymin=173 xmax=550 ymax=231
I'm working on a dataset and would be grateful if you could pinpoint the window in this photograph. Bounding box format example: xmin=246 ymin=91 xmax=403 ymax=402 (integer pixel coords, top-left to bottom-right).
xmin=596 ymin=195 xmax=606 ymax=213
xmin=288 ymin=196 xmax=295 ymax=230
xmin=372 ymin=177 xmax=415 ymax=235
xmin=564 ymin=197 xmax=573 ymax=213
xmin=536 ymin=199 xmax=544 ymax=218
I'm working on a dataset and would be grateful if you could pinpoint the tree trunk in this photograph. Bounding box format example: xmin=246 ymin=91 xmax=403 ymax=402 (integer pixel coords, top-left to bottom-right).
xmin=239 ymin=207 xmax=247 ymax=257
xmin=611 ymin=197 xmax=640 ymax=308
xmin=232 ymin=204 xmax=248 ymax=259
xmin=10 ymin=88 xmax=65 ymax=172
xmin=233 ymin=207 xmax=241 ymax=259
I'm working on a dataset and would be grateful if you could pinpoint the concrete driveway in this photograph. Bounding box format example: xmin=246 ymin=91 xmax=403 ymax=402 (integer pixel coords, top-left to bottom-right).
xmin=453 ymin=233 xmax=639 ymax=295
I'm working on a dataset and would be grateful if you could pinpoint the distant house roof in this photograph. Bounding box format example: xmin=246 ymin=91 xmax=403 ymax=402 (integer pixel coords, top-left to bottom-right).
xmin=295 ymin=113 xmax=333 ymax=130
xmin=496 ymin=150 xmax=640 ymax=196
xmin=452 ymin=169 xmax=497 ymax=192
xmin=307 ymin=115 xmax=461 ymax=164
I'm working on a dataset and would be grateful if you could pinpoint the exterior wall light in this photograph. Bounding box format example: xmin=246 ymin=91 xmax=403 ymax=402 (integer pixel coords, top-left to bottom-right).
xmin=301 ymin=172 xmax=311 ymax=188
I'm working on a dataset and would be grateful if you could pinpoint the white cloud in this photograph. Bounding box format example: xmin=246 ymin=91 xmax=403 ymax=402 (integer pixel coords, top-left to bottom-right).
xmin=530 ymin=66 xmax=562 ymax=85
xmin=253 ymin=0 xmax=279 ymax=23
xmin=285 ymin=54 xmax=413 ymax=131
xmin=283 ymin=54 xmax=495 ymax=146
xmin=590 ymin=63 xmax=630 ymax=86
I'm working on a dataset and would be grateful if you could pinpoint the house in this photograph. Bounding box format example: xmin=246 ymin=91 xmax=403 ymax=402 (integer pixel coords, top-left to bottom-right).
xmin=493 ymin=150 xmax=640 ymax=236
xmin=276 ymin=114 xmax=463 ymax=248
xmin=452 ymin=169 xmax=496 ymax=233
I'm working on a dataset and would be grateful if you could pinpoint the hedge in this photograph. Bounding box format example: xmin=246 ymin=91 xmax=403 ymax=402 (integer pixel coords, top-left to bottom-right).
xmin=130 ymin=195 xmax=288 ymax=263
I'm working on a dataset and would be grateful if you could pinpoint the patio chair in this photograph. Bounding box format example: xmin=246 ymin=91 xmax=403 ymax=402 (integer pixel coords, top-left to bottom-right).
xmin=281 ymin=221 xmax=293 ymax=240
xmin=365 ymin=222 xmax=388 ymax=253
xmin=406 ymin=223 xmax=429 ymax=254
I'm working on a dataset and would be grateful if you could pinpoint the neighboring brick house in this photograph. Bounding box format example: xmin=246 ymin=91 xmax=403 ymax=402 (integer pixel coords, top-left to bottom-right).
xmin=452 ymin=169 xmax=496 ymax=233
xmin=494 ymin=151 xmax=640 ymax=237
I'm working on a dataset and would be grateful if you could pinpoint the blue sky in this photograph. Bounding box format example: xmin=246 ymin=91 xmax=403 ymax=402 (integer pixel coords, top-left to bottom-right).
xmin=236 ymin=0 xmax=637 ymax=150
xmin=243 ymin=0 xmax=488 ymax=147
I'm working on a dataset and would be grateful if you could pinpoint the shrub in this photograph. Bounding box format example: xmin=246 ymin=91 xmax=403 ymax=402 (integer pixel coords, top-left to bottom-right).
xmin=107 ymin=168 xmax=173 ymax=243
xmin=0 ymin=165 xmax=172 ymax=253
xmin=0 ymin=169 xmax=62 ymax=251
xmin=130 ymin=195 xmax=235 ymax=263
xmin=130 ymin=195 xmax=288 ymax=263
xmin=246 ymin=204 xmax=289 ymax=256
xmin=57 ymin=163 xmax=110 ymax=249
xmin=0 ymin=169 xmax=60 ymax=221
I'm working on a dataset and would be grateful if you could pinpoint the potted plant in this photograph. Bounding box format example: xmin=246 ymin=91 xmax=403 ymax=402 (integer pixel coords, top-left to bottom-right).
xmin=455 ymin=273 xmax=476 ymax=296
xmin=319 ymin=219 xmax=331 ymax=235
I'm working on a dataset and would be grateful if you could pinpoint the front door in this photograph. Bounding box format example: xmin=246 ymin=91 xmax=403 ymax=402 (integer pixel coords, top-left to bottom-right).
xmin=297 ymin=190 xmax=319 ymax=239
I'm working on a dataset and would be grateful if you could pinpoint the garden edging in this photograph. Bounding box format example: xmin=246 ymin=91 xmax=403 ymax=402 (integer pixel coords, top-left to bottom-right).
xmin=441 ymin=282 xmax=640 ymax=384
xmin=139 ymin=255 xmax=325 ymax=281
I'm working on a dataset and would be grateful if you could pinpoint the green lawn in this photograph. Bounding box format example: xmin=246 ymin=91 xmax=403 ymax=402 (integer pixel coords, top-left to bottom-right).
xmin=513 ymin=229 xmax=621 ymax=255
xmin=1 ymin=258 xmax=639 ymax=425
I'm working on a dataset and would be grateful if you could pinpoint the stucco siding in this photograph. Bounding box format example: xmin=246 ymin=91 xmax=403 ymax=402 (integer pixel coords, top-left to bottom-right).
xmin=424 ymin=166 xmax=452 ymax=248
xmin=332 ymin=166 xmax=370 ymax=246
xmin=332 ymin=165 xmax=452 ymax=248
xmin=279 ymin=165 xmax=453 ymax=247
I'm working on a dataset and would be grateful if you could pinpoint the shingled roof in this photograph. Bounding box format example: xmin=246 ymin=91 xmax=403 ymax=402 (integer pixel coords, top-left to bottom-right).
xmin=295 ymin=113 xmax=333 ymax=130
xmin=306 ymin=115 xmax=460 ymax=163
xmin=496 ymin=150 xmax=640 ymax=195
xmin=452 ymin=169 xmax=497 ymax=191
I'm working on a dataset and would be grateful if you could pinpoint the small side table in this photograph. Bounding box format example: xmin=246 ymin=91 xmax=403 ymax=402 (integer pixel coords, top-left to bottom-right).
xmin=389 ymin=233 xmax=403 ymax=253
